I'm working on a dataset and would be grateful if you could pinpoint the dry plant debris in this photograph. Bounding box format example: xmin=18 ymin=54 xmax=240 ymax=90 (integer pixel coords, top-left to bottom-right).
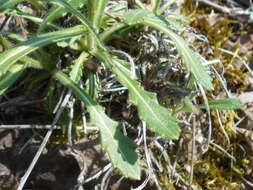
xmin=0 ymin=0 xmax=252 ymax=189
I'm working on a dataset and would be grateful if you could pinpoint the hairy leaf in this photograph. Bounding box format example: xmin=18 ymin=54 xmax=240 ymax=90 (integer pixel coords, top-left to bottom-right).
xmin=114 ymin=62 xmax=179 ymax=139
xmin=199 ymin=98 xmax=243 ymax=110
xmin=44 ymin=81 xmax=56 ymax=112
xmin=54 ymin=71 xmax=141 ymax=179
xmin=0 ymin=0 xmax=47 ymax=12
xmin=70 ymin=52 xmax=88 ymax=82
xmin=8 ymin=8 xmax=60 ymax=29
xmin=0 ymin=0 xmax=22 ymax=11
xmin=121 ymin=10 xmax=213 ymax=90
xmin=0 ymin=64 xmax=25 ymax=95
xmin=97 ymin=52 xmax=180 ymax=140
xmin=88 ymin=0 xmax=108 ymax=30
xmin=87 ymin=0 xmax=108 ymax=49
xmin=47 ymin=0 xmax=105 ymax=50
xmin=151 ymin=0 xmax=161 ymax=13
xmin=0 ymin=26 xmax=86 ymax=77
xmin=39 ymin=0 xmax=87 ymax=31
xmin=133 ymin=0 xmax=146 ymax=9
xmin=88 ymin=104 xmax=140 ymax=179
xmin=27 ymin=0 xmax=47 ymax=9
xmin=157 ymin=0 xmax=177 ymax=15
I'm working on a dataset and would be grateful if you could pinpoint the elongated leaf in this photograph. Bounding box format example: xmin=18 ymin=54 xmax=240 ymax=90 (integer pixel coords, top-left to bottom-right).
xmin=0 ymin=64 xmax=25 ymax=95
xmin=70 ymin=52 xmax=88 ymax=82
xmin=157 ymin=0 xmax=176 ymax=15
xmin=28 ymin=0 xmax=47 ymax=9
xmin=121 ymin=10 xmax=213 ymax=90
xmin=99 ymin=23 xmax=129 ymax=42
xmin=0 ymin=34 xmax=52 ymax=70
xmin=88 ymin=0 xmax=108 ymax=30
xmin=164 ymin=17 xmax=184 ymax=32
xmin=199 ymin=98 xmax=243 ymax=110
xmin=179 ymin=97 xmax=198 ymax=113
xmin=47 ymin=0 xmax=105 ymax=50
xmin=8 ymin=8 xmax=60 ymax=29
xmin=88 ymin=105 xmax=140 ymax=179
xmin=87 ymin=0 xmax=108 ymax=49
xmin=98 ymin=52 xmax=180 ymax=140
xmin=151 ymin=0 xmax=161 ymax=13
xmin=0 ymin=0 xmax=47 ymax=10
xmin=44 ymin=81 xmax=56 ymax=112
xmin=39 ymin=0 xmax=87 ymax=31
xmin=0 ymin=0 xmax=22 ymax=11
xmin=114 ymin=62 xmax=179 ymax=139
xmin=54 ymin=70 xmax=141 ymax=179
xmin=106 ymin=1 xmax=127 ymax=14
xmin=133 ymin=0 xmax=146 ymax=9
xmin=0 ymin=26 xmax=86 ymax=77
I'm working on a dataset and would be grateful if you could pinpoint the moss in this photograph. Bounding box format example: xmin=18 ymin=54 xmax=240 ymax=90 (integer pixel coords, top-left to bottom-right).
xmin=49 ymin=130 xmax=68 ymax=144
xmin=155 ymin=1 xmax=253 ymax=189
xmin=193 ymin=149 xmax=244 ymax=189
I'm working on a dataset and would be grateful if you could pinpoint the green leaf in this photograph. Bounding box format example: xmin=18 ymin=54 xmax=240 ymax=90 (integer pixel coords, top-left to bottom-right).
xmin=132 ymin=0 xmax=146 ymax=9
xmin=88 ymin=105 xmax=141 ymax=179
xmin=87 ymin=72 xmax=96 ymax=99
xmin=98 ymin=52 xmax=180 ymax=140
xmin=0 ymin=64 xmax=25 ymax=95
xmin=26 ymin=72 xmax=50 ymax=90
xmin=151 ymin=0 xmax=161 ymax=13
xmin=121 ymin=9 xmax=152 ymax=24
xmin=44 ymin=81 xmax=56 ymax=112
xmin=39 ymin=0 xmax=87 ymax=31
xmin=114 ymin=63 xmax=179 ymax=139
xmin=106 ymin=1 xmax=127 ymax=14
xmin=0 ymin=0 xmax=47 ymax=10
xmin=0 ymin=0 xmax=22 ymax=11
xmin=87 ymin=0 xmax=108 ymax=49
xmin=199 ymin=98 xmax=243 ymax=110
xmin=164 ymin=17 xmax=184 ymax=32
xmin=231 ymin=165 xmax=244 ymax=175
xmin=88 ymin=0 xmax=108 ymax=30
xmin=157 ymin=0 xmax=176 ymax=15
xmin=8 ymin=8 xmax=60 ymax=29
xmin=99 ymin=23 xmax=129 ymax=42
xmin=70 ymin=52 xmax=88 ymax=82
xmin=27 ymin=0 xmax=47 ymax=9
xmin=121 ymin=10 xmax=213 ymax=90
xmin=0 ymin=26 xmax=86 ymax=77
xmin=54 ymin=70 xmax=141 ymax=179
xmin=179 ymin=97 xmax=198 ymax=113
xmin=47 ymin=0 xmax=105 ymax=51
